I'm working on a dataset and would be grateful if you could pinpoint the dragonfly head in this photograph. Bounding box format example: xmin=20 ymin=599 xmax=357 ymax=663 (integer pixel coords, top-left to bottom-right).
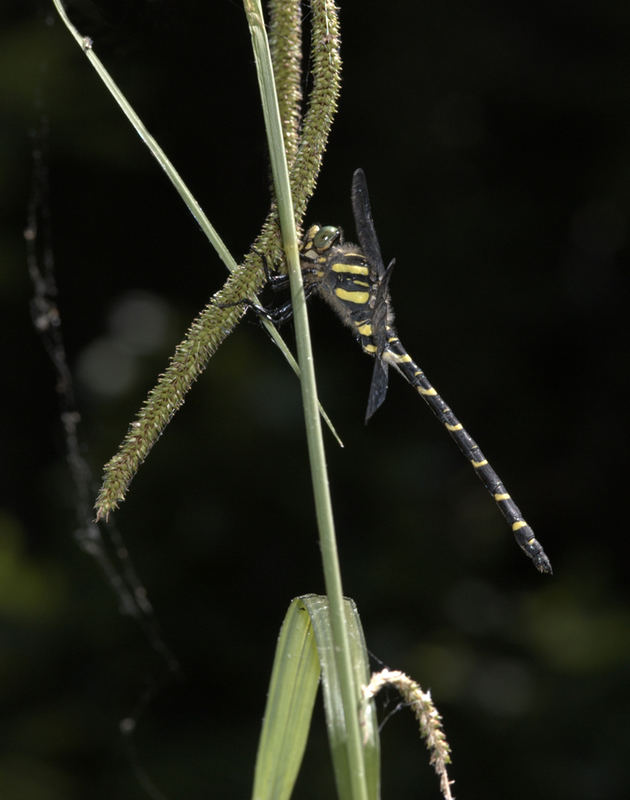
xmin=313 ymin=225 xmax=342 ymax=252
xmin=302 ymin=224 xmax=344 ymax=259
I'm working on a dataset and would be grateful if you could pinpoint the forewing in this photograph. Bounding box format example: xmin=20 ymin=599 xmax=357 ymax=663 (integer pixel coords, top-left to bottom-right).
xmin=351 ymin=169 xmax=386 ymax=279
xmin=352 ymin=170 xmax=394 ymax=421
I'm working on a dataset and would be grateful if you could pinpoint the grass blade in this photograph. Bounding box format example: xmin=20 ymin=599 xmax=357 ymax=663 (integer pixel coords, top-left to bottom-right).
xmin=300 ymin=595 xmax=380 ymax=800
xmin=252 ymin=598 xmax=321 ymax=800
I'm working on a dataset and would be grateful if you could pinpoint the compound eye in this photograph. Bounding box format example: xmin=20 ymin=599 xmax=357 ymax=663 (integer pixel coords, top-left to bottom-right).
xmin=313 ymin=225 xmax=340 ymax=251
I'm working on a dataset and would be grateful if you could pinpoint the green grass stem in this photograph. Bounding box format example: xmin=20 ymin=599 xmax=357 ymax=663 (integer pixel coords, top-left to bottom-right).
xmin=244 ymin=2 xmax=369 ymax=799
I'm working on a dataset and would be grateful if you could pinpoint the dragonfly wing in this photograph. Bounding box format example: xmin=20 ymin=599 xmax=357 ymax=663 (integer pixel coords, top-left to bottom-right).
xmin=352 ymin=170 xmax=394 ymax=422
xmin=351 ymin=168 xmax=387 ymax=279
xmin=365 ymin=260 xmax=396 ymax=423
xmin=365 ymin=357 xmax=389 ymax=423
xmin=370 ymin=258 xmax=396 ymax=347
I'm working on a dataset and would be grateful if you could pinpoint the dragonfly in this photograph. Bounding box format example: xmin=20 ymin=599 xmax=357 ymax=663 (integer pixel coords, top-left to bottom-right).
xmin=295 ymin=168 xmax=552 ymax=574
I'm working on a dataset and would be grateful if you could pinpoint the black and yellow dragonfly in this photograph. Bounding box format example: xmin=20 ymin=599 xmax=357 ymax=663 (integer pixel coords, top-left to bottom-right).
xmin=297 ymin=168 xmax=552 ymax=574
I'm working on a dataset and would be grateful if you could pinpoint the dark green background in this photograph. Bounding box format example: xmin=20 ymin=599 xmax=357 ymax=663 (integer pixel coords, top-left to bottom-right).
xmin=3 ymin=1 xmax=629 ymax=798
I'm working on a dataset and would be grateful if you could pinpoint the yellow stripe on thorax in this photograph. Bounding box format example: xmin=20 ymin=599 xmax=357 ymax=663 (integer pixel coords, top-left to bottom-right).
xmin=331 ymin=262 xmax=369 ymax=276
xmin=334 ymin=287 xmax=370 ymax=304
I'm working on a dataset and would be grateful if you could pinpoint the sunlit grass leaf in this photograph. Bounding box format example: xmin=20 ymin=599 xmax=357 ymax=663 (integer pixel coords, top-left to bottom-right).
xmin=252 ymin=596 xmax=380 ymax=800
xmin=300 ymin=594 xmax=380 ymax=800
xmin=252 ymin=598 xmax=321 ymax=800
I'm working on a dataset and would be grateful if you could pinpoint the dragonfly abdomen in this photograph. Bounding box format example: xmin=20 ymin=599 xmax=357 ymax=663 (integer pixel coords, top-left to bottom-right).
xmin=383 ymin=335 xmax=552 ymax=574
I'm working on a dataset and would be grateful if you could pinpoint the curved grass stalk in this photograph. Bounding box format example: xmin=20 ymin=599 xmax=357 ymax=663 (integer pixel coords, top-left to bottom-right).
xmin=361 ymin=669 xmax=454 ymax=800
xmin=49 ymin=0 xmax=341 ymax=516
